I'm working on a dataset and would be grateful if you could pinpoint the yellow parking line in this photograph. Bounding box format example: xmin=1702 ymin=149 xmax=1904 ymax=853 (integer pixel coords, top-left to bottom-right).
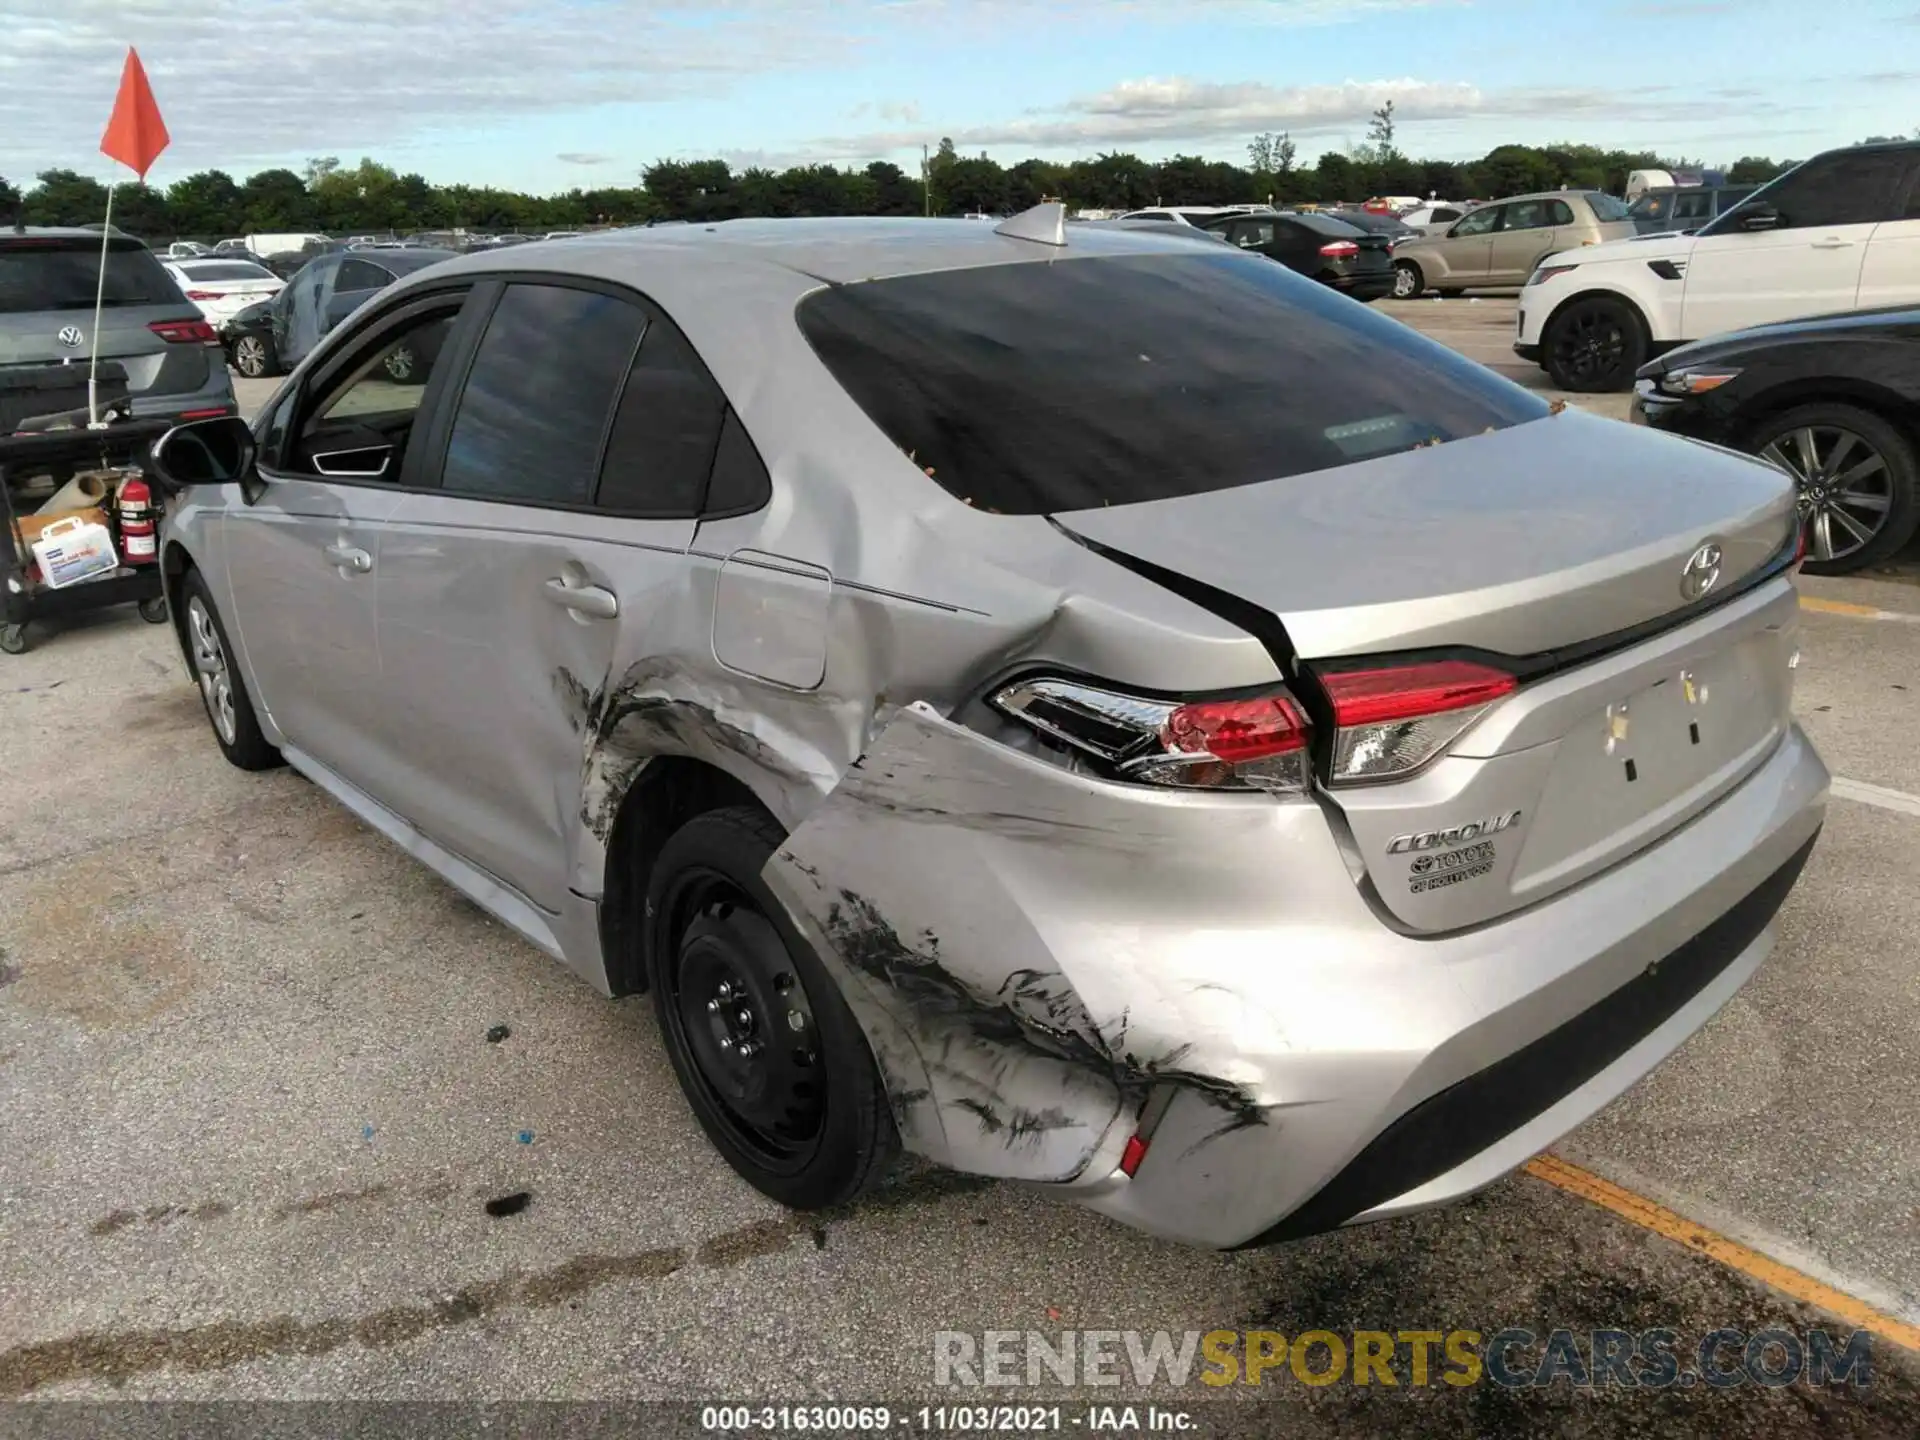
xmin=1799 ymin=596 xmax=1920 ymax=622
xmin=1523 ymin=1155 xmax=1920 ymax=1353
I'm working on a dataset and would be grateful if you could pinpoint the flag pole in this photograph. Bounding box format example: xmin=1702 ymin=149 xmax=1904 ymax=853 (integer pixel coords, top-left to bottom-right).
xmin=88 ymin=181 xmax=115 ymax=427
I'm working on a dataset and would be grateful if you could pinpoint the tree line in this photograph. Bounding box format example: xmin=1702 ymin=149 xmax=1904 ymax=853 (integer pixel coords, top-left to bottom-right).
xmin=1 ymin=135 xmax=1803 ymax=242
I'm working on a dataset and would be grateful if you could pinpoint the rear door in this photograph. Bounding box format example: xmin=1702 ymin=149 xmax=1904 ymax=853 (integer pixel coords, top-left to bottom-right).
xmin=371 ymin=278 xmax=721 ymax=911
xmin=1681 ymin=148 xmax=1907 ymax=336
xmin=0 ymin=235 xmax=212 ymax=407
xmin=327 ymin=258 xmax=393 ymax=330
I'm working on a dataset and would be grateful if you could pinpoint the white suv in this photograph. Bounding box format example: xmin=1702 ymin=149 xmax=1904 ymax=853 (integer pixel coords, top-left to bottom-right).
xmin=1117 ymin=205 xmax=1265 ymax=227
xmin=1515 ymin=142 xmax=1920 ymax=392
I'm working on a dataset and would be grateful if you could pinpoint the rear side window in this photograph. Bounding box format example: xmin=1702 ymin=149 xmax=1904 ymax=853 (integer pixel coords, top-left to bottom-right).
xmin=441 ymin=283 xmax=645 ymax=506
xmin=1432 ymin=208 xmax=1461 ymax=223
xmin=0 ymin=239 xmax=178 ymax=314
xmin=797 ymin=253 xmax=1548 ymax=516
xmin=595 ymin=311 xmax=729 ymax=516
xmin=1584 ymin=192 xmax=1631 ymax=222
xmin=336 ymin=259 xmax=392 ymax=291
xmin=1545 ymin=200 xmax=1576 ymax=226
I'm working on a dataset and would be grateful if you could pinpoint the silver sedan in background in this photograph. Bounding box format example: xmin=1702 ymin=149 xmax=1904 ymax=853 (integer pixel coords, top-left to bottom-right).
xmin=145 ymin=210 xmax=1827 ymax=1248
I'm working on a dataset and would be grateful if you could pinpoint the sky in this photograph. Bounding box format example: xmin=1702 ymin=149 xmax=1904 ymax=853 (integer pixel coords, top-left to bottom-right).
xmin=0 ymin=0 xmax=1914 ymax=196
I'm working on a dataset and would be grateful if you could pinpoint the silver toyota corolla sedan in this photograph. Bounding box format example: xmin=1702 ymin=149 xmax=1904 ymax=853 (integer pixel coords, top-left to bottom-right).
xmin=144 ymin=207 xmax=1828 ymax=1249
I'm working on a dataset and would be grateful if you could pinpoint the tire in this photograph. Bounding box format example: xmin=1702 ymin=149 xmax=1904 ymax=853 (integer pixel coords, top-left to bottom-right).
xmin=1437 ymin=287 xmax=1465 ymax=299
xmin=1748 ymin=402 xmax=1920 ymax=576
xmin=645 ymin=805 xmax=898 ymax=1210
xmin=1542 ymin=296 xmax=1648 ymax=392
xmin=137 ymin=595 xmax=169 ymax=624
xmin=230 ymin=334 xmax=279 ymax=379
xmin=179 ymin=568 xmax=281 ymax=771
xmin=0 ymin=624 xmax=27 ymax=656
xmin=1391 ymin=261 xmax=1424 ymax=299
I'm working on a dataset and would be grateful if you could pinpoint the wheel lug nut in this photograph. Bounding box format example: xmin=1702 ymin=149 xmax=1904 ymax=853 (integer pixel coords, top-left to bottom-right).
xmin=707 ymin=999 xmax=721 ymax=1013
xmin=718 ymin=1037 xmax=733 ymax=1052
xmin=787 ymin=1010 xmax=807 ymax=1032
xmin=716 ymin=982 xmax=732 ymax=1000
xmin=736 ymin=1008 xmax=752 ymax=1026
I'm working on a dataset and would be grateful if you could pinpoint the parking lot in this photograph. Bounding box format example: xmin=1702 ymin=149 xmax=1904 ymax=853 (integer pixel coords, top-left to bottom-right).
xmin=3 ymin=294 xmax=1918 ymax=1434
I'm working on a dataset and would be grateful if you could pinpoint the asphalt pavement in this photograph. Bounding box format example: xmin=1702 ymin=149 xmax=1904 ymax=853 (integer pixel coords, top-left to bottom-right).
xmin=1 ymin=310 xmax=1916 ymax=1436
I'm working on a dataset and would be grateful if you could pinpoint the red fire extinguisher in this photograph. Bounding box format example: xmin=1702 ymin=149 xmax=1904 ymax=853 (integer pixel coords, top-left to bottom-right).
xmin=119 ymin=476 xmax=157 ymax=566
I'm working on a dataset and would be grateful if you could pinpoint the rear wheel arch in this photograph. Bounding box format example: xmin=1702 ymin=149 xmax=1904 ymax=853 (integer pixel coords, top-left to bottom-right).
xmin=598 ymin=754 xmax=768 ymax=996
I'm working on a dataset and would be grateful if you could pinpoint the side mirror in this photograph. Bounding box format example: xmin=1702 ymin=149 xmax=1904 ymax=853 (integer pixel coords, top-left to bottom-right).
xmin=1738 ymin=205 xmax=1780 ymax=231
xmin=148 ymin=415 xmax=257 ymax=490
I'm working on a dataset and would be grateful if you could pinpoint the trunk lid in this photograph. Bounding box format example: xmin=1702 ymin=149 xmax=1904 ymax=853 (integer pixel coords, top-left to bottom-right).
xmin=1052 ymin=410 xmax=1802 ymax=930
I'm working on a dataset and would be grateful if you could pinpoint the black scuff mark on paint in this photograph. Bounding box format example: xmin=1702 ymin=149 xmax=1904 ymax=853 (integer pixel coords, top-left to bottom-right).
xmin=558 ymin=662 xmax=813 ymax=842
xmin=818 ymin=888 xmax=1267 ymax=1148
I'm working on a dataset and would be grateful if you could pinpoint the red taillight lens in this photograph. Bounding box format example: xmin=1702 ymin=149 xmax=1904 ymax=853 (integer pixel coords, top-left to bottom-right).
xmin=1316 ymin=660 xmax=1516 ymax=783
xmin=1119 ymin=1134 xmax=1149 ymax=1177
xmin=1318 ymin=240 xmax=1360 ymax=258
xmin=988 ymin=677 xmax=1313 ymax=793
xmin=1791 ymin=523 xmax=1807 ymax=567
xmin=1162 ymin=695 xmax=1307 ymax=762
xmin=149 ymin=318 xmax=218 ymax=344
xmin=184 ymin=289 xmax=222 ymax=301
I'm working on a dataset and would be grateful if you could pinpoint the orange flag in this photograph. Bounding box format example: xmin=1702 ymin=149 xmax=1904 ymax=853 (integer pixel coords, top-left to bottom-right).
xmin=99 ymin=48 xmax=170 ymax=181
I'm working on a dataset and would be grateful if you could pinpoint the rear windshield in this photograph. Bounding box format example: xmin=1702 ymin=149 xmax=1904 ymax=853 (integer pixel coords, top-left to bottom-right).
xmin=1293 ymin=212 xmax=1368 ymax=237
xmin=797 ymin=253 xmax=1548 ymax=515
xmin=0 ymin=239 xmax=179 ymax=313
xmin=179 ymin=260 xmax=275 ymax=282
xmin=1585 ymin=192 xmax=1632 ymax=221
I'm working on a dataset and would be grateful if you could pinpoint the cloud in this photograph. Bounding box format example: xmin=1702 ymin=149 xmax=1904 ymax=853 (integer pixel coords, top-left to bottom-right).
xmin=556 ymin=152 xmax=612 ymax=165
xmin=804 ymin=72 xmax=1831 ymax=159
xmin=0 ymin=0 xmax=867 ymax=178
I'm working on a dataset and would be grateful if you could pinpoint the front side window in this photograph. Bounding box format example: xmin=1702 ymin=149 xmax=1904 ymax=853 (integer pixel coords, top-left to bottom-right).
xmin=440 ymin=283 xmax=646 ymax=507
xmin=797 ymin=252 xmax=1548 ymax=516
xmin=284 ymin=308 xmax=461 ymax=480
xmin=1451 ymin=206 xmax=1501 ymax=237
xmin=1707 ymin=151 xmax=1910 ymax=231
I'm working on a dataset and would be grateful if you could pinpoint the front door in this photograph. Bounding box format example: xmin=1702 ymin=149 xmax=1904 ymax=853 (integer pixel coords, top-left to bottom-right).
xmin=1436 ymin=204 xmax=1500 ymax=286
xmin=221 ymin=293 xmax=474 ymax=799
xmin=1487 ymin=197 xmax=1577 ymax=285
xmin=371 ymin=279 xmax=728 ymax=911
xmin=1681 ymin=148 xmax=1910 ymax=337
xmin=1856 ymin=158 xmax=1920 ymax=310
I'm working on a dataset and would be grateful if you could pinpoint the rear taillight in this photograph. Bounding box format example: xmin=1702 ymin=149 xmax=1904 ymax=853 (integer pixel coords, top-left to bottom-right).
xmin=1318 ymin=240 xmax=1360 ymax=259
xmin=184 ymin=289 xmax=222 ymax=301
xmin=988 ymin=677 xmax=1312 ymax=794
xmin=1791 ymin=523 xmax=1807 ymax=567
xmin=1315 ymin=660 xmax=1516 ymax=784
xmin=149 ymin=318 xmax=218 ymax=344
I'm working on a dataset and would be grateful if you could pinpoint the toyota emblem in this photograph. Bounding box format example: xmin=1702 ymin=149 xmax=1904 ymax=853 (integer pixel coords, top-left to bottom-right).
xmin=1681 ymin=542 xmax=1723 ymax=601
xmin=56 ymin=325 xmax=84 ymax=349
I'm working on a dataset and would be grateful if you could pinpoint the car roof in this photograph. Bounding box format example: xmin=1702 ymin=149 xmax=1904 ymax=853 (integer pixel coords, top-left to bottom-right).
xmin=414 ymin=215 xmax=1242 ymax=288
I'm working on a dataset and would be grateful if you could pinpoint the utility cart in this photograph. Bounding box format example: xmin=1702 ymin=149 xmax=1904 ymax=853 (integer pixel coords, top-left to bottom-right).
xmin=0 ymin=363 xmax=175 ymax=655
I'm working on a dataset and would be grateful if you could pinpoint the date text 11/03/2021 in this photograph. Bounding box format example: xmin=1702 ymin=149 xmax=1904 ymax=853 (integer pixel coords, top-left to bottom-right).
xmin=700 ymin=1407 xmax=1195 ymax=1432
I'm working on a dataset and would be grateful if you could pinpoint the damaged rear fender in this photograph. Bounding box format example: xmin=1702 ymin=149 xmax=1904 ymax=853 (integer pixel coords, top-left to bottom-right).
xmin=762 ymin=701 xmax=1291 ymax=1186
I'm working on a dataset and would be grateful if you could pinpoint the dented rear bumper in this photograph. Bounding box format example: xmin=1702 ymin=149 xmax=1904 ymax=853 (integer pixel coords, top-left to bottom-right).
xmin=764 ymin=703 xmax=1828 ymax=1249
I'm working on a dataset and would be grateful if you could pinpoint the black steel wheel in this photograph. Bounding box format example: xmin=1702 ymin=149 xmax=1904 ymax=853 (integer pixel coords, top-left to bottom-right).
xmin=645 ymin=806 xmax=897 ymax=1209
xmin=0 ymin=623 xmax=27 ymax=656
xmin=1751 ymin=402 xmax=1919 ymax=576
xmin=1543 ymin=296 xmax=1647 ymax=392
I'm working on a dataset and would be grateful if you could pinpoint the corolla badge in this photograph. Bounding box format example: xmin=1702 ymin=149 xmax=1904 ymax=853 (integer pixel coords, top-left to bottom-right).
xmin=1681 ymin=541 xmax=1723 ymax=601
xmin=56 ymin=325 xmax=84 ymax=349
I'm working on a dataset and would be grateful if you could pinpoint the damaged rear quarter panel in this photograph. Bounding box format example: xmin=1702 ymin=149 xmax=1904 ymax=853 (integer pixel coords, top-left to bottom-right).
xmin=762 ymin=701 xmax=1416 ymax=1188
